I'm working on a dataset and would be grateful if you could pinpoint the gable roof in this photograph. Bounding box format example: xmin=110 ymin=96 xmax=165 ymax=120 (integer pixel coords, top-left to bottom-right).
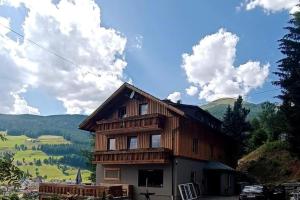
xmin=79 ymin=82 xmax=185 ymax=131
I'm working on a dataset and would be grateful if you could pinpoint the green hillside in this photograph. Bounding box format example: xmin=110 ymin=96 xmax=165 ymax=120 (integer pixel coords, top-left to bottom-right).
xmin=200 ymin=98 xmax=263 ymax=120
xmin=0 ymin=114 xmax=90 ymax=144
xmin=0 ymin=134 xmax=91 ymax=182
xmin=237 ymin=141 xmax=300 ymax=184
xmin=0 ymin=114 xmax=92 ymax=182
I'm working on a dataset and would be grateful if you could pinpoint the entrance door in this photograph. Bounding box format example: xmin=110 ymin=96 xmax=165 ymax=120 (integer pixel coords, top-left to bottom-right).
xmin=206 ymin=171 xmax=221 ymax=195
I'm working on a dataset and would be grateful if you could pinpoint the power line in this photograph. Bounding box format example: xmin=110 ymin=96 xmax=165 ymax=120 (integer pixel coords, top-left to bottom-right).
xmin=0 ymin=22 xmax=78 ymax=67
xmin=0 ymin=22 xmax=283 ymax=97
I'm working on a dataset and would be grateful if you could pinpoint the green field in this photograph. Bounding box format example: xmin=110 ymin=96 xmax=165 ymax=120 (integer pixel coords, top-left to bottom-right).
xmin=0 ymin=133 xmax=91 ymax=182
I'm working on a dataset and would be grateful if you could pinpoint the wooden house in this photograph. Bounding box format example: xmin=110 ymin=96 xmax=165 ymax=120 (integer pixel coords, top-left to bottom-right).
xmin=79 ymin=83 xmax=236 ymax=200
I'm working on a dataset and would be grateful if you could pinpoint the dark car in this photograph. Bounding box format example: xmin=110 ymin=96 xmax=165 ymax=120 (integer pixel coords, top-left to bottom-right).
xmin=269 ymin=185 xmax=285 ymax=200
xmin=239 ymin=185 xmax=269 ymax=200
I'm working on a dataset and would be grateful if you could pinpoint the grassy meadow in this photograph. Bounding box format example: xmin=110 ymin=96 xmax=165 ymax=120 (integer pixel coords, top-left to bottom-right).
xmin=0 ymin=133 xmax=91 ymax=182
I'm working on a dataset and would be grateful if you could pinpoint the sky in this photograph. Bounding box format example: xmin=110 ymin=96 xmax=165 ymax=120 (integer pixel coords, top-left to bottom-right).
xmin=0 ymin=0 xmax=298 ymax=116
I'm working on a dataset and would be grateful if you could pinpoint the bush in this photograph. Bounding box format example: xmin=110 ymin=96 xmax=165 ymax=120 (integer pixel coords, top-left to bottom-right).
xmin=264 ymin=141 xmax=288 ymax=152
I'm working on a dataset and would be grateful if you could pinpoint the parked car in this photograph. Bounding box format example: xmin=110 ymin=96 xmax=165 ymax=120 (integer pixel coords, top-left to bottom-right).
xmin=269 ymin=185 xmax=285 ymax=200
xmin=239 ymin=185 xmax=269 ymax=200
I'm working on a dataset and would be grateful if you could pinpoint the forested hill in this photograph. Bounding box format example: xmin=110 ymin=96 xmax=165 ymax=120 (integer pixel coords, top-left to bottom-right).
xmin=0 ymin=114 xmax=90 ymax=144
xmin=200 ymin=98 xmax=264 ymax=120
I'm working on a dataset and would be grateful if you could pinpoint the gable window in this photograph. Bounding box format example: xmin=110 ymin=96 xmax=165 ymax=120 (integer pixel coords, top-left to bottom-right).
xmin=127 ymin=136 xmax=138 ymax=149
xmin=192 ymin=138 xmax=199 ymax=154
xmin=108 ymin=138 xmax=116 ymax=150
xmin=139 ymin=103 xmax=148 ymax=115
xmin=104 ymin=168 xmax=120 ymax=181
xmin=138 ymin=169 xmax=163 ymax=187
xmin=150 ymin=134 xmax=161 ymax=148
xmin=118 ymin=106 xmax=126 ymax=119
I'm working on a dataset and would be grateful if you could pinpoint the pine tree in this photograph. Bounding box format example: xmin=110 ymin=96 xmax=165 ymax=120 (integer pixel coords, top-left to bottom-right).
xmin=274 ymin=11 xmax=300 ymax=154
xmin=222 ymin=96 xmax=251 ymax=158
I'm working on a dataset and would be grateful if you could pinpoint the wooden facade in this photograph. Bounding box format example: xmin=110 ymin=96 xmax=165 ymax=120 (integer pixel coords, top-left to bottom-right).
xmin=79 ymin=83 xmax=233 ymax=166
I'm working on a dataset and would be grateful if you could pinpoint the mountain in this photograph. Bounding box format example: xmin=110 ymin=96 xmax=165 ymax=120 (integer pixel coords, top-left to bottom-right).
xmin=0 ymin=114 xmax=90 ymax=144
xmin=200 ymin=98 xmax=263 ymax=120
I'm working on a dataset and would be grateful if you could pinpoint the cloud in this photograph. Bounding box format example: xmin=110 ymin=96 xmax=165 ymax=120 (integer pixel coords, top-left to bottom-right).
xmin=182 ymin=28 xmax=269 ymax=102
xmin=0 ymin=0 xmax=128 ymax=114
xmin=167 ymin=92 xmax=181 ymax=103
xmin=241 ymin=0 xmax=299 ymax=13
xmin=186 ymin=86 xmax=198 ymax=96
xmin=0 ymin=17 xmax=39 ymax=114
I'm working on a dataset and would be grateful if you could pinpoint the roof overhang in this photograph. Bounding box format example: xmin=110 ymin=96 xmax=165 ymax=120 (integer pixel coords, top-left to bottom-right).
xmin=79 ymin=82 xmax=185 ymax=132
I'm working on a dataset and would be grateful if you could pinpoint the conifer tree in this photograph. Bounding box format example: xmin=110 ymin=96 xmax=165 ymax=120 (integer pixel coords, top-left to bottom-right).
xmin=273 ymin=11 xmax=300 ymax=154
xmin=222 ymin=96 xmax=251 ymax=158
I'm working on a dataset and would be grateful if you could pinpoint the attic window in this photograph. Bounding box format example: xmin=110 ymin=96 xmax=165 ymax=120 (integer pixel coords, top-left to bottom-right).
xmin=118 ymin=106 xmax=126 ymax=119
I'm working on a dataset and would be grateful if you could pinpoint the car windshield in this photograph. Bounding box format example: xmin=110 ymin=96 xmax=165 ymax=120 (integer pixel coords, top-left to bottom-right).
xmin=243 ymin=185 xmax=264 ymax=193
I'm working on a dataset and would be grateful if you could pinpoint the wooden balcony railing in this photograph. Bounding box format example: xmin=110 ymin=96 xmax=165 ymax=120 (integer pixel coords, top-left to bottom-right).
xmin=39 ymin=183 xmax=132 ymax=199
xmin=96 ymin=113 xmax=165 ymax=135
xmin=93 ymin=148 xmax=172 ymax=164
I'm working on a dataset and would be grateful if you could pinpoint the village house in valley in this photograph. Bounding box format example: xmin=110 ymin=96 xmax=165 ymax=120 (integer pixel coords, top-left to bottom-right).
xmin=78 ymin=83 xmax=236 ymax=200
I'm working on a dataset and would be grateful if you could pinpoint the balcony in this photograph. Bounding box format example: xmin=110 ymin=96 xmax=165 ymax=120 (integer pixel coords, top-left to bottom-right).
xmin=96 ymin=113 xmax=165 ymax=135
xmin=93 ymin=148 xmax=172 ymax=164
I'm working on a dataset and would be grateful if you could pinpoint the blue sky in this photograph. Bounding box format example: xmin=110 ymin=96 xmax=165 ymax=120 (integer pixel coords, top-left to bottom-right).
xmin=0 ymin=0 xmax=296 ymax=115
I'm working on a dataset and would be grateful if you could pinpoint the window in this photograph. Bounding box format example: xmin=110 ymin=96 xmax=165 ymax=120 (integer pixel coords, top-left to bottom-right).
xmin=104 ymin=168 xmax=120 ymax=180
xmin=139 ymin=103 xmax=148 ymax=115
xmin=127 ymin=136 xmax=138 ymax=149
xmin=138 ymin=169 xmax=163 ymax=187
xmin=150 ymin=134 xmax=161 ymax=148
xmin=118 ymin=106 xmax=126 ymax=119
xmin=192 ymin=138 xmax=198 ymax=154
xmin=108 ymin=138 xmax=116 ymax=150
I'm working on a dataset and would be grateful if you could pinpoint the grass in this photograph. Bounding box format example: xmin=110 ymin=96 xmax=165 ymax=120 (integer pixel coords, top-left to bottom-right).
xmin=19 ymin=165 xmax=91 ymax=182
xmin=37 ymin=135 xmax=70 ymax=144
xmin=238 ymin=141 xmax=300 ymax=184
xmin=0 ymin=134 xmax=70 ymax=152
xmin=0 ymin=133 xmax=91 ymax=182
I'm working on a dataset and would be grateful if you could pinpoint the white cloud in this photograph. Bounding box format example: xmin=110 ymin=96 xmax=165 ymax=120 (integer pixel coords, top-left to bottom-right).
xmin=167 ymin=92 xmax=181 ymax=103
xmin=0 ymin=17 xmax=39 ymax=114
xmin=0 ymin=0 xmax=128 ymax=114
xmin=186 ymin=86 xmax=198 ymax=96
xmin=182 ymin=28 xmax=269 ymax=102
xmin=242 ymin=0 xmax=299 ymax=13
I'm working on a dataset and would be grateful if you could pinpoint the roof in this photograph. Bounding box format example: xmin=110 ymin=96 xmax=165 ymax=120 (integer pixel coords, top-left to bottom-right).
xmin=79 ymin=82 xmax=185 ymax=131
xmin=79 ymin=82 xmax=222 ymax=132
xmin=204 ymin=161 xmax=235 ymax=171
xmin=162 ymin=100 xmax=222 ymax=130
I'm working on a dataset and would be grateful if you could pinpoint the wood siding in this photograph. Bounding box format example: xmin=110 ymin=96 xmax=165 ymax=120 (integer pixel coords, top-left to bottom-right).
xmin=93 ymin=91 xmax=231 ymax=165
xmin=95 ymin=97 xmax=180 ymax=154
xmin=177 ymin=119 xmax=229 ymax=164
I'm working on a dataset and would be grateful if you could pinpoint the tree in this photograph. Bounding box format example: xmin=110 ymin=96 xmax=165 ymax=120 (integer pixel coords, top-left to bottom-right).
xmin=0 ymin=136 xmax=24 ymax=191
xmin=258 ymin=102 xmax=286 ymax=141
xmin=246 ymin=118 xmax=268 ymax=152
xmin=222 ymin=96 xmax=251 ymax=158
xmin=273 ymin=11 xmax=300 ymax=154
xmin=0 ymin=154 xmax=24 ymax=190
